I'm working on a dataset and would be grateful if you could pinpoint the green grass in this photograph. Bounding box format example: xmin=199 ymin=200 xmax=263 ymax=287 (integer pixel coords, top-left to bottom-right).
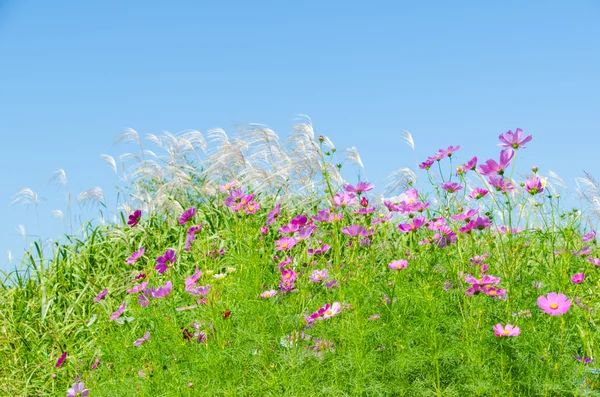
xmin=2 ymin=129 xmax=600 ymax=396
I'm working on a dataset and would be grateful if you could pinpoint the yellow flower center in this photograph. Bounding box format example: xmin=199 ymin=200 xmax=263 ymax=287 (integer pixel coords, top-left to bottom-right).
xmin=248 ymin=206 xmax=254 ymax=211
xmin=326 ymin=310 xmax=332 ymax=316
xmin=550 ymin=303 xmax=558 ymax=309
xmin=503 ymin=329 xmax=509 ymax=335
xmin=225 ymin=183 xmax=231 ymax=189
xmin=488 ymin=290 xmax=497 ymax=295
xmin=282 ymin=243 xmax=288 ymax=248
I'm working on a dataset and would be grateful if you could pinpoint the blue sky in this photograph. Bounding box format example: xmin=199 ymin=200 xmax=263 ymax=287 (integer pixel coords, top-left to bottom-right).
xmin=1 ymin=0 xmax=599 ymax=270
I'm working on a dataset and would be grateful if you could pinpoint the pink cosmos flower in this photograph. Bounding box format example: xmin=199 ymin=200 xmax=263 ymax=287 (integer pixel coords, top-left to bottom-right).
xmin=186 ymin=284 xmax=211 ymax=297
xmin=572 ymin=246 xmax=593 ymax=256
xmin=398 ymin=217 xmax=426 ymax=233
xmin=333 ymin=192 xmax=356 ymax=208
xmin=260 ymin=290 xmax=278 ymax=299
xmin=498 ymin=128 xmax=532 ymax=150
xmin=525 ymin=177 xmax=544 ymax=195
xmin=450 ymin=208 xmax=479 ymax=222
xmin=388 ymin=260 xmax=408 ymax=270
xmin=433 ymin=225 xmax=457 ymax=248
xmin=325 ymin=279 xmax=339 ymax=289
xmin=275 ymin=237 xmax=297 ymax=251
xmin=67 ymin=382 xmax=89 ymax=397
xmin=126 ymin=281 xmax=148 ymax=294
xmin=470 ymin=217 xmax=492 ymax=231
xmin=441 ymin=181 xmax=462 ymax=193
xmin=244 ymin=201 xmax=260 ymax=214
xmin=55 ymin=351 xmax=67 ymax=368
xmin=488 ymin=176 xmax=516 ymax=193
xmin=355 ymin=206 xmax=376 ymax=215
xmin=149 ymin=281 xmax=172 ymax=299
xmin=478 ymin=149 xmax=514 ymax=176
xmin=456 ymin=156 xmax=478 ymax=176
xmin=344 ymin=181 xmax=374 ymax=194
xmin=497 ymin=226 xmax=524 ymax=234
xmin=133 ymin=331 xmax=150 ymax=347
xmin=279 ymin=223 xmax=299 ymax=234
xmin=587 ymin=256 xmax=600 ymax=266
xmin=126 ymin=247 xmax=145 ymax=265
xmin=469 ymin=187 xmax=489 ymax=199
xmin=127 ymin=210 xmax=141 ymax=227
xmin=224 ymin=189 xmax=245 ymax=208
xmin=308 ymin=243 xmax=331 ymax=255
xmin=94 ymin=288 xmax=108 ymax=303
xmin=571 ymin=273 xmax=585 ymax=284
xmin=372 ymin=213 xmax=393 ymax=225
xmin=110 ymin=302 xmax=126 ymax=321
xmin=219 ymin=180 xmax=238 ymax=192
xmin=91 ymin=357 xmax=100 ymax=370
xmin=185 ymin=267 xmax=203 ymax=290
xmin=342 ymin=225 xmax=368 ymax=238
xmin=155 ymin=249 xmax=177 ymax=274
xmin=493 ymin=323 xmax=520 ymax=337
xmin=179 ymin=207 xmax=196 ymax=225
xmin=309 ymin=269 xmax=329 ymax=283
xmin=481 ymin=285 xmax=507 ymax=299
xmin=537 ymin=292 xmax=571 ymax=316
xmin=317 ymin=302 xmax=342 ymax=320
xmin=419 ymin=159 xmax=434 ymax=169
xmin=464 ymin=274 xmax=501 ymax=295
xmin=582 ymin=230 xmax=596 ymax=243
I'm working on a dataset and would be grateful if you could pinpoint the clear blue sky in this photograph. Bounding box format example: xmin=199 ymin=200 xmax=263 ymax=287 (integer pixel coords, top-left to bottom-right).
xmin=1 ymin=0 xmax=599 ymax=270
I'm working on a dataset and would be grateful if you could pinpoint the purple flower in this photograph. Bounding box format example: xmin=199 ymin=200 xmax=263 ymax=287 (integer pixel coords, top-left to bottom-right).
xmin=155 ymin=249 xmax=177 ymax=274
xmin=308 ymin=243 xmax=331 ymax=255
xmin=94 ymin=288 xmax=108 ymax=303
xmin=138 ymin=291 xmax=149 ymax=307
xmin=133 ymin=331 xmax=151 ymax=347
xmin=266 ymin=203 xmax=281 ymax=226
xmin=488 ymin=176 xmax=516 ymax=193
xmin=574 ymin=355 xmax=594 ymax=364
xmin=498 ymin=128 xmax=532 ymax=150
xmin=126 ymin=247 xmax=145 ymax=265
xmin=588 ymin=256 xmax=600 ymax=266
xmin=110 ymin=302 xmax=126 ymax=321
xmin=297 ymin=225 xmax=317 ymax=241
xmin=419 ymin=159 xmax=434 ymax=170
xmin=219 ymin=180 xmax=238 ymax=192
xmin=185 ymin=267 xmax=203 ymax=290
xmin=324 ymin=279 xmax=339 ymax=289
xmin=67 ymin=382 xmax=89 ymax=397
xmin=179 ymin=207 xmax=196 ymax=225
xmin=55 ymin=351 xmax=67 ymax=368
xmin=149 ymin=281 xmax=172 ymax=299
xmin=344 ymin=181 xmax=374 ymax=194
xmin=91 ymin=357 xmax=100 ymax=370
xmin=127 ymin=209 xmax=142 ymax=227
xmin=478 ymin=149 xmax=514 ymax=176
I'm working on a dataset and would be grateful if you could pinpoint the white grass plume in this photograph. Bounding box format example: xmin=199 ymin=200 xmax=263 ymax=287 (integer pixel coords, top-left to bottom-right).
xmin=401 ymin=130 xmax=415 ymax=150
xmin=12 ymin=188 xmax=40 ymax=207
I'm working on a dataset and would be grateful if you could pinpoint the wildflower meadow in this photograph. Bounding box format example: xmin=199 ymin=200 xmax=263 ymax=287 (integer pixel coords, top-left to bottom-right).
xmin=2 ymin=121 xmax=600 ymax=396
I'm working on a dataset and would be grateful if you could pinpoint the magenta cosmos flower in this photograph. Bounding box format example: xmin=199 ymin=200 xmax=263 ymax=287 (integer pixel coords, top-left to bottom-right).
xmin=127 ymin=209 xmax=142 ymax=227
xmin=388 ymin=260 xmax=408 ymax=270
xmin=179 ymin=207 xmax=196 ymax=225
xmin=309 ymin=269 xmax=329 ymax=283
xmin=441 ymin=181 xmax=462 ymax=193
xmin=493 ymin=323 xmax=520 ymax=337
xmin=126 ymin=281 xmax=148 ymax=294
xmin=333 ymin=192 xmax=356 ymax=208
xmin=537 ymin=292 xmax=572 ymax=315
xmin=498 ymin=128 xmax=532 ymax=150
xmin=155 ymin=249 xmax=177 ymax=274
xmin=94 ymin=288 xmax=108 ymax=303
xmin=398 ymin=217 xmax=426 ymax=233
xmin=67 ymin=382 xmax=89 ymax=397
xmin=149 ymin=280 xmax=172 ymax=299
xmin=571 ymin=273 xmax=585 ymax=284
xmin=55 ymin=351 xmax=67 ymax=368
xmin=126 ymin=247 xmax=145 ymax=265
xmin=342 ymin=224 xmax=369 ymax=238
xmin=469 ymin=187 xmax=489 ymax=200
